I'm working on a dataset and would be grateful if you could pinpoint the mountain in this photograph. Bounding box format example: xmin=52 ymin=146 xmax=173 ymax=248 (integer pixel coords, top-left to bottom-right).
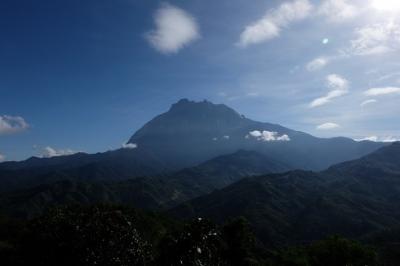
xmin=0 ymin=150 xmax=290 ymax=219
xmin=170 ymin=150 xmax=291 ymax=194
xmin=0 ymin=147 xmax=170 ymax=193
xmin=0 ymin=99 xmax=384 ymax=192
xmin=171 ymin=142 xmax=400 ymax=246
xmin=128 ymin=99 xmax=384 ymax=170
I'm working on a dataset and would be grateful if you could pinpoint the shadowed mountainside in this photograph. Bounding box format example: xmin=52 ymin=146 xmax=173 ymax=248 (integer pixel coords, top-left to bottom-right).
xmin=0 ymin=150 xmax=290 ymax=219
xmin=171 ymin=142 xmax=400 ymax=245
xmin=0 ymin=99 xmax=384 ymax=194
xmin=129 ymin=99 xmax=384 ymax=170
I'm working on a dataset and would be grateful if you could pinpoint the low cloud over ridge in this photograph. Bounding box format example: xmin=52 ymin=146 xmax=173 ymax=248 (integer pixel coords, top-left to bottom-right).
xmin=246 ymin=130 xmax=291 ymax=142
xmin=122 ymin=143 xmax=138 ymax=149
xmin=355 ymin=136 xmax=399 ymax=143
xmin=42 ymin=147 xmax=78 ymax=158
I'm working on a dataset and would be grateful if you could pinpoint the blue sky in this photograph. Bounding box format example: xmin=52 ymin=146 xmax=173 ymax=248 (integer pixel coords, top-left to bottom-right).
xmin=1 ymin=0 xmax=400 ymax=161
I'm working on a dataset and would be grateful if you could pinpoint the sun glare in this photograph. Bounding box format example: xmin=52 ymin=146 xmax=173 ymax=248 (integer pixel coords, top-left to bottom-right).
xmin=371 ymin=0 xmax=400 ymax=12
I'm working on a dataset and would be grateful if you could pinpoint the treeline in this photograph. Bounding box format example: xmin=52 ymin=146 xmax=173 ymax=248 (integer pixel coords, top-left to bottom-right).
xmin=0 ymin=205 xmax=398 ymax=266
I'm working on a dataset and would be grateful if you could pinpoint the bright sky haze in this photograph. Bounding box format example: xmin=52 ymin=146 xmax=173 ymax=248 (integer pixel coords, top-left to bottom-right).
xmin=1 ymin=0 xmax=400 ymax=161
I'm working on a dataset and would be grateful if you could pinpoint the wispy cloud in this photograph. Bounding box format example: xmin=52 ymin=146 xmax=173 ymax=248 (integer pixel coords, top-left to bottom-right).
xmin=355 ymin=136 xmax=399 ymax=143
xmin=360 ymin=99 xmax=377 ymax=107
xmin=122 ymin=143 xmax=138 ymax=149
xmin=310 ymin=74 xmax=349 ymax=108
xmin=349 ymin=22 xmax=400 ymax=56
xmin=0 ymin=154 xmax=5 ymax=162
xmin=306 ymin=57 xmax=329 ymax=71
xmin=238 ymin=0 xmax=312 ymax=47
xmin=42 ymin=147 xmax=78 ymax=158
xmin=364 ymin=87 xmax=400 ymax=96
xmin=145 ymin=3 xmax=200 ymax=54
xmin=355 ymin=136 xmax=378 ymax=142
xmin=382 ymin=136 xmax=400 ymax=143
xmin=316 ymin=122 xmax=340 ymax=130
xmin=318 ymin=0 xmax=358 ymax=23
xmin=377 ymin=72 xmax=400 ymax=82
xmin=246 ymin=130 xmax=291 ymax=141
xmin=0 ymin=115 xmax=29 ymax=135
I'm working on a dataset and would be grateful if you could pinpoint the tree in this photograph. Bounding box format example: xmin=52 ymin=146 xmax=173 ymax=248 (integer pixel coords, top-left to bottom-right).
xmin=157 ymin=218 xmax=228 ymax=266
xmin=19 ymin=205 xmax=152 ymax=266
xmin=222 ymin=217 xmax=261 ymax=266
xmin=307 ymin=236 xmax=378 ymax=266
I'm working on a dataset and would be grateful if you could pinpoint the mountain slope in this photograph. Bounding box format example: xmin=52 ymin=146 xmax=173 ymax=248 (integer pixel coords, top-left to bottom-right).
xmin=0 ymin=148 xmax=170 ymax=193
xmin=0 ymin=99 xmax=385 ymax=193
xmin=128 ymin=99 xmax=384 ymax=170
xmin=169 ymin=150 xmax=291 ymax=195
xmin=0 ymin=150 xmax=290 ymax=219
xmin=171 ymin=142 xmax=400 ymax=245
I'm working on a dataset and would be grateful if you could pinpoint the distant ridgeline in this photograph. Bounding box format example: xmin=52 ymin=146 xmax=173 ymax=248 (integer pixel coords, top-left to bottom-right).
xmin=0 ymin=99 xmax=384 ymax=193
xmin=1 ymin=99 xmax=400 ymax=250
xmin=171 ymin=142 xmax=400 ymax=245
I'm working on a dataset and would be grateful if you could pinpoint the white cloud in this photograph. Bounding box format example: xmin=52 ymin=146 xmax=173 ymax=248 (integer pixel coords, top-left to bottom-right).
xmin=246 ymin=130 xmax=291 ymax=142
xmin=238 ymin=0 xmax=312 ymax=47
xmin=306 ymin=57 xmax=329 ymax=71
xmin=0 ymin=154 xmax=5 ymax=162
xmin=326 ymin=74 xmax=349 ymax=90
xmin=0 ymin=115 xmax=29 ymax=135
xmin=122 ymin=143 xmax=138 ymax=149
xmin=349 ymin=22 xmax=400 ymax=56
xmin=318 ymin=0 xmax=358 ymax=22
xmin=145 ymin=3 xmax=200 ymax=54
xmin=364 ymin=87 xmax=400 ymax=96
xmin=211 ymin=136 xmax=233 ymax=141
xmin=277 ymin=134 xmax=291 ymax=141
xmin=377 ymin=71 xmax=400 ymax=82
xmin=355 ymin=136 xmax=399 ymax=143
xmin=355 ymin=136 xmax=379 ymax=142
xmin=360 ymin=99 xmax=377 ymax=106
xmin=316 ymin=122 xmax=340 ymax=130
xmin=370 ymin=0 xmax=400 ymax=12
xmin=310 ymin=74 xmax=349 ymax=107
xmin=249 ymin=130 xmax=262 ymax=138
xmin=382 ymin=136 xmax=400 ymax=143
xmin=42 ymin=147 xmax=77 ymax=158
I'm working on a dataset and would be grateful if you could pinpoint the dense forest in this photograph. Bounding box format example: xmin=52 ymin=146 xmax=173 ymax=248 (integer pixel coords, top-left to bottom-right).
xmin=0 ymin=204 xmax=399 ymax=266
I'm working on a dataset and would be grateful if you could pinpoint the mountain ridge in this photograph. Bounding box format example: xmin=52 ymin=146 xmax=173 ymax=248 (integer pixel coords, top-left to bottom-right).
xmin=128 ymin=98 xmax=385 ymax=170
xmin=0 ymin=149 xmax=290 ymax=219
xmin=170 ymin=142 xmax=400 ymax=245
xmin=0 ymin=99 xmax=386 ymax=193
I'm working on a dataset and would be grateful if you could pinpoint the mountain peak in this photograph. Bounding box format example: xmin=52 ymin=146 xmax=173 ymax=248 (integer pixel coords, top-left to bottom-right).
xmin=130 ymin=99 xmax=246 ymax=139
xmin=128 ymin=99 xmax=384 ymax=170
xmin=169 ymin=98 xmax=233 ymax=113
xmin=171 ymin=98 xmax=192 ymax=108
